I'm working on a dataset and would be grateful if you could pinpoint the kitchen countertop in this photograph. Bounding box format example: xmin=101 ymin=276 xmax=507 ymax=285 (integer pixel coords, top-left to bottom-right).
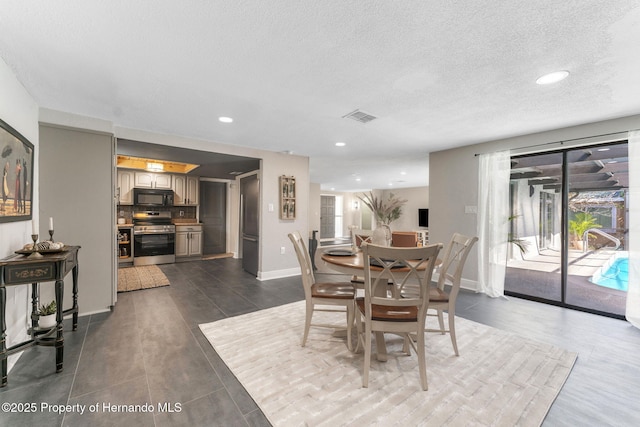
xmin=172 ymin=219 xmax=201 ymax=225
xmin=117 ymin=220 xmax=202 ymax=226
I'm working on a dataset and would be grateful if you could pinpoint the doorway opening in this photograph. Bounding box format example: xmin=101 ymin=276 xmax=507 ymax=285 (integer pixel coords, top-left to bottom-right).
xmin=199 ymin=180 xmax=228 ymax=257
xmin=320 ymin=194 xmax=349 ymax=245
xmin=506 ymin=141 xmax=629 ymax=318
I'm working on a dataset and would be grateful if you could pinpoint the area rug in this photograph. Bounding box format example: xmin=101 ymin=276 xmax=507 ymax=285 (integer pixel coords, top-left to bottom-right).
xmin=117 ymin=265 xmax=170 ymax=292
xmin=199 ymin=301 xmax=577 ymax=426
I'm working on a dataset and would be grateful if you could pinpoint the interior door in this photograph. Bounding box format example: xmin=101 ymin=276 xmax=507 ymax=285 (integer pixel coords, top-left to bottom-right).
xmin=199 ymin=181 xmax=227 ymax=255
xmin=320 ymin=195 xmax=335 ymax=239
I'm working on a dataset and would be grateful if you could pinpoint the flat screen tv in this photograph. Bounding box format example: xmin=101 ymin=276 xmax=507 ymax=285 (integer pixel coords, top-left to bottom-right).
xmin=418 ymin=208 xmax=428 ymax=227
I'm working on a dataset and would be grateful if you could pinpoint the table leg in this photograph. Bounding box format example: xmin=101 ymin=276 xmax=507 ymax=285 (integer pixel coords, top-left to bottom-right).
xmin=375 ymin=332 xmax=388 ymax=362
xmin=31 ymin=282 xmax=39 ymax=332
xmin=72 ymin=265 xmax=79 ymax=330
xmin=55 ymin=279 xmax=64 ymax=373
xmin=1 ymin=286 xmax=7 ymax=387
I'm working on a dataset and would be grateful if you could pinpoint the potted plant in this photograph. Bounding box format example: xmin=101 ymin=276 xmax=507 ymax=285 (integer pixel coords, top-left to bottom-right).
xmin=569 ymin=212 xmax=601 ymax=250
xmin=38 ymin=300 xmax=57 ymax=328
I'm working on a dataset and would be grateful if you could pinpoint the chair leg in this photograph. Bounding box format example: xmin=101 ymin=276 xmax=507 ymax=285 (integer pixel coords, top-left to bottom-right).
xmin=363 ymin=327 xmax=371 ymax=388
xmin=354 ymin=311 xmax=364 ymax=353
xmin=417 ymin=323 xmax=428 ymax=391
xmin=448 ymin=309 xmax=459 ymax=356
xmin=437 ymin=310 xmax=445 ymax=334
xmin=346 ymin=302 xmax=354 ymax=351
xmin=302 ymin=301 xmax=313 ymax=347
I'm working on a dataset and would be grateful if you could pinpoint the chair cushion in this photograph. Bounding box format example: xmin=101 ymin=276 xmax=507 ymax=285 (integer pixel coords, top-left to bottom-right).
xmin=311 ymin=282 xmax=355 ymax=299
xmin=356 ymin=297 xmax=418 ymax=322
xmin=429 ymin=286 xmax=449 ymax=303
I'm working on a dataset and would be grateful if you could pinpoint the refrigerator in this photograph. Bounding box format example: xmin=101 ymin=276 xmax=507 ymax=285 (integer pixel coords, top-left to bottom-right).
xmin=240 ymin=174 xmax=259 ymax=276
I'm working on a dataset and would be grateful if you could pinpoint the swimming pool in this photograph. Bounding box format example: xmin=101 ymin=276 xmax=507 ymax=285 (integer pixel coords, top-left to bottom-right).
xmin=591 ymin=256 xmax=628 ymax=291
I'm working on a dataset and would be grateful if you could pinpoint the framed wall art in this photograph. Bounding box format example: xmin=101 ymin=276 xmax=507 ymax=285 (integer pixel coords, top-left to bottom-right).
xmin=0 ymin=117 xmax=34 ymax=223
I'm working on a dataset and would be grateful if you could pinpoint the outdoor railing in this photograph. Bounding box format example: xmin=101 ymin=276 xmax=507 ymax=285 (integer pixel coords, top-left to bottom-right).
xmin=582 ymin=228 xmax=621 ymax=252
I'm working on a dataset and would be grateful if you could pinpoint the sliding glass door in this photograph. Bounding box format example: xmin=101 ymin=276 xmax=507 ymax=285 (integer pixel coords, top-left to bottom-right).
xmin=506 ymin=142 xmax=629 ymax=318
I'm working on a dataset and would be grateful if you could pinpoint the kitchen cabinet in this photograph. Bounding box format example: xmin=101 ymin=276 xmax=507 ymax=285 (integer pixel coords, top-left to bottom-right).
xmin=117 ymin=169 xmax=135 ymax=205
xmin=176 ymin=224 xmax=203 ymax=259
xmin=134 ymin=171 xmax=172 ymax=189
xmin=173 ymin=175 xmax=199 ymax=205
xmin=117 ymin=225 xmax=133 ymax=265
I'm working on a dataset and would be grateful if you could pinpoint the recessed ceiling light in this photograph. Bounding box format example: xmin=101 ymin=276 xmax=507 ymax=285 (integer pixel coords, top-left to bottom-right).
xmin=219 ymin=116 xmax=233 ymax=123
xmin=597 ymin=148 xmax=610 ymax=152
xmin=356 ymin=178 xmax=361 ymax=182
xmin=335 ymin=142 xmax=346 ymax=147
xmin=400 ymin=171 xmax=407 ymax=175
xmin=536 ymin=70 xmax=569 ymax=85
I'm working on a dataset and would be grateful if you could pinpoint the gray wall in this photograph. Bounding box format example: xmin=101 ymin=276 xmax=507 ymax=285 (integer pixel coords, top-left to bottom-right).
xmin=381 ymin=187 xmax=429 ymax=232
xmin=39 ymin=124 xmax=114 ymax=314
xmin=429 ymin=114 xmax=640 ymax=289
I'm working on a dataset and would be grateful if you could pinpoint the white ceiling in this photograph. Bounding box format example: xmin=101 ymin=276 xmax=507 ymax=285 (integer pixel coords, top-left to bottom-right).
xmin=2 ymin=1 xmax=640 ymax=191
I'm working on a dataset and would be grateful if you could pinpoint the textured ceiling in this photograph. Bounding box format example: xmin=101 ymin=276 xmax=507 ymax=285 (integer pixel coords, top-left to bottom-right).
xmin=1 ymin=1 xmax=640 ymax=191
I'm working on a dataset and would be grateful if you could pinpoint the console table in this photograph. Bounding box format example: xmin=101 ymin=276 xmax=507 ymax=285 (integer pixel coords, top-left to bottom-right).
xmin=0 ymin=245 xmax=80 ymax=387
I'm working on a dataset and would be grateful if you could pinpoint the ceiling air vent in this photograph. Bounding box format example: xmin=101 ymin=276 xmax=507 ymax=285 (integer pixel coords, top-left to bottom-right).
xmin=343 ymin=109 xmax=377 ymax=124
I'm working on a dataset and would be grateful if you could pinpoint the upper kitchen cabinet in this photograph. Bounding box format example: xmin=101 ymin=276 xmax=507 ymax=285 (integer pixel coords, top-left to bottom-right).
xmin=173 ymin=175 xmax=199 ymax=206
xmin=134 ymin=171 xmax=172 ymax=189
xmin=117 ymin=169 xmax=135 ymax=205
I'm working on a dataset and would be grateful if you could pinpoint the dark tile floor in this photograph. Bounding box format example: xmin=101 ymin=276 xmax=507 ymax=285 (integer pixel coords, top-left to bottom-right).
xmin=2 ymin=257 xmax=640 ymax=426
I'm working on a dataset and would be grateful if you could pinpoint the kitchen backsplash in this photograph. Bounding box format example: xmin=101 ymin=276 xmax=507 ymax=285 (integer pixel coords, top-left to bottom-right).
xmin=117 ymin=205 xmax=197 ymax=223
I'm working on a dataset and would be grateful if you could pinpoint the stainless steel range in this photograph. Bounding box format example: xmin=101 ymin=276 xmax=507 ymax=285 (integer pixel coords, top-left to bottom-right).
xmin=133 ymin=211 xmax=176 ymax=266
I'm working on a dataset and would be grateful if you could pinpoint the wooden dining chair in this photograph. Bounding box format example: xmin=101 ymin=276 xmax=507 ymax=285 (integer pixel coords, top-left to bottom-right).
xmin=356 ymin=242 xmax=442 ymax=390
xmin=288 ymin=231 xmax=356 ymax=350
xmin=426 ymin=233 xmax=478 ymax=356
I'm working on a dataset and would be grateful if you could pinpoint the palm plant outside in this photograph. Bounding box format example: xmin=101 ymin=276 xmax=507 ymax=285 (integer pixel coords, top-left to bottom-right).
xmin=569 ymin=212 xmax=602 ymax=242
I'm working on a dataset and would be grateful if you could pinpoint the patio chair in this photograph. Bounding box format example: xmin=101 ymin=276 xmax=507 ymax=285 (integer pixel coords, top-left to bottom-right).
xmin=356 ymin=243 xmax=442 ymax=390
xmin=288 ymin=231 xmax=356 ymax=350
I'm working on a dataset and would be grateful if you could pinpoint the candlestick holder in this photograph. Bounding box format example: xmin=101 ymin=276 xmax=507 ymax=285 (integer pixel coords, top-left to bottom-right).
xmin=49 ymin=229 xmax=54 ymax=242
xmin=28 ymin=234 xmax=44 ymax=259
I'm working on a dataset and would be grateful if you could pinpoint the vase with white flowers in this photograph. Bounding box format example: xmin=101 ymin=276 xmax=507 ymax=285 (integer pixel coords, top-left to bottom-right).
xmin=358 ymin=191 xmax=407 ymax=246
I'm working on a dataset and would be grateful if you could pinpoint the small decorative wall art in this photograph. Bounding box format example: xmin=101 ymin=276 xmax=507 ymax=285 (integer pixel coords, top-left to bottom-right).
xmin=0 ymin=117 xmax=34 ymax=223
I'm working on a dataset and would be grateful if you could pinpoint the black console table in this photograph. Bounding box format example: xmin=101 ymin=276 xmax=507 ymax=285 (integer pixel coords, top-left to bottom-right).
xmin=0 ymin=245 xmax=80 ymax=387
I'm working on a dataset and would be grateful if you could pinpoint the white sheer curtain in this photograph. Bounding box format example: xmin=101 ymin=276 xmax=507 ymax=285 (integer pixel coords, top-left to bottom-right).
xmin=477 ymin=150 xmax=511 ymax=297
xmin=626 ymin=131 xmax=640 ymax=329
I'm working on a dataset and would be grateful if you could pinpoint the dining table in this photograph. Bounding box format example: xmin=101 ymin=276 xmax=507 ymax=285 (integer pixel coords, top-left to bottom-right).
xmin=320 ymin=247 xmax=438 ymax=361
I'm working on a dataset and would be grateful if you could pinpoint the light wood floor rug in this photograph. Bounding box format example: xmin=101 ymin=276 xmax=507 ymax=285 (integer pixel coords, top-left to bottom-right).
xmin=117 ymin=265 xmax=170 ymax=292
xmin=200 ymin=301 xmax=577 ymax=427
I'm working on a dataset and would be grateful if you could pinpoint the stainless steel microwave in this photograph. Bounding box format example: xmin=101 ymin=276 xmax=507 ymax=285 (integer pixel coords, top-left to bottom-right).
xmin=133 ymin=188 xmax=174 ymax=207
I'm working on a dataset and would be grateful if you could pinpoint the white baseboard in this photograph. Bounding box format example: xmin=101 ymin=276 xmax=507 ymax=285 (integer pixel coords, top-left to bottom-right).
xmin=258 ymin=267 xmax=301 ymax=281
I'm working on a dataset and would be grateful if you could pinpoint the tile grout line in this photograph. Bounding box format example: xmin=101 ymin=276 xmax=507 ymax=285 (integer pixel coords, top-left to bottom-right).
xmin=61 ymin=316 xmax=91 ymax=427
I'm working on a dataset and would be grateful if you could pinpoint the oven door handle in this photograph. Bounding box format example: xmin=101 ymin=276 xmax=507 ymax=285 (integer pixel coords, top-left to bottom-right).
xmin=134 ymin=230 xmax=175 ymax=235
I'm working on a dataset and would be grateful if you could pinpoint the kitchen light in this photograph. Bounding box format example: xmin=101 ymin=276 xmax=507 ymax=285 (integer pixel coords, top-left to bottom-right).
xmin=146 ymin=162 xmax=164 ymax=172
xmin=218 ymin=116 xmax=233 ymax=123
xmin=536 ymin=70 xmax=569 ymax=85
xmin=335 ymin=142 xmax=346 ymax=147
